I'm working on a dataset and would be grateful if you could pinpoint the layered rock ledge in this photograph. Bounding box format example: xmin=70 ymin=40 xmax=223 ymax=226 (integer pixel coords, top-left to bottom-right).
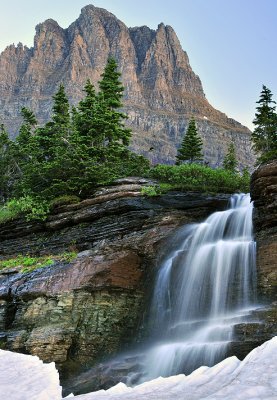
xmin=0 ymin=179 xmax=229 ymax=385
xmin=251 ymin=160 xmax=277 ymax=302
xmin=0 ymin=172 xmax=276 ymax=394
xmin=234 ymin=160 xmax=277 ymax=361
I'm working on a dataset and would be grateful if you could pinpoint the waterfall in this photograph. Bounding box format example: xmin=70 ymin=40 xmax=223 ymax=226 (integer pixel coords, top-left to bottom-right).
xmin=141 ymin=193 xmax=257 ymax=381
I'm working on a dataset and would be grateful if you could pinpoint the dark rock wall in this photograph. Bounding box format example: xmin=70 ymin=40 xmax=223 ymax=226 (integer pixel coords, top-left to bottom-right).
xmin=251 ymin=160 xmax=277 ymax=302
xmin=231 ymin=160 xmax=277 ymax=360
xmin=0 ymin=165 xmax=276 ymax=390
xmin=0 ymin=180 xmax=229 ymax=381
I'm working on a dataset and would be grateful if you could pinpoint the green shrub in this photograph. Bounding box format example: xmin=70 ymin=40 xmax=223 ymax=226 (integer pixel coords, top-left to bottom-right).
xmin=50 ymin=195 xmax=81 ymax=209
xmin=141 ymin=183 xmax=175 ymax=197
xmin=0 ymin=205 xmax=20 ymax=223
xmin=148 ymin=164 xmax=250 ymax=194
xmin=141 ymin=186 xmax=159 ymax=197
xmin=6 ymin=195 xmax=50 ymax=221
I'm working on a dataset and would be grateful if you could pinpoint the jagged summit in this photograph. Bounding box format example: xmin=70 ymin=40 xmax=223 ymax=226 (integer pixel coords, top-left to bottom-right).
xmin=80 ymin=3 xmax=117 ymax=17
xmin=0 ymin=4 xmax=255 ymax=167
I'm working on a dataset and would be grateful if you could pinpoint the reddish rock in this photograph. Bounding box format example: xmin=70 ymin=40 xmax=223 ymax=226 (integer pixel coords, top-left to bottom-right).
xmin=0 ymin=181 xmax=230 ymax=385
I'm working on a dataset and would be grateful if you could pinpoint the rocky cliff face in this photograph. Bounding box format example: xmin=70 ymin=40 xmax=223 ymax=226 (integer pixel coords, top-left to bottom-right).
xmin=0 ymin=179 xmax=230 ymax=389
xmin=0 ymin=5 xmax=255 ymax=168
xmin=0 ymin=177 xmax=276 ymax=394
xmin=251 ymin=160 xmax=277 ymax=302
xmin=230 ymin=160 xmax=277 ymax=366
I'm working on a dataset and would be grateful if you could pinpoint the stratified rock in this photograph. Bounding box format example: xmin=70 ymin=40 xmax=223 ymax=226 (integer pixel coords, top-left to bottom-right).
xmin=0 ymin=5 xmax=255 ymax=168
xmin=251 ymin=160 xmax=277 ymax=302
xmin=0 ymin=177 xmax=276 ymax=394
xmin=228 ymin=160 xmax=277 ymax=364
xmin=0 ymin=182 xmax=230 ymax=387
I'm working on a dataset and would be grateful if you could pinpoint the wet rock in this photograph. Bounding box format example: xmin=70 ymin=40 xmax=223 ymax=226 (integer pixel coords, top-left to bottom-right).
xmin=251 ymin=160 xmax=277 ymax=302
xmin=0 ymin=184 xmax=230 ymax=387
xmin=229 ymin=160 xmax=277 ymax=362
xmin=231 ymin=304 xmax=277 ymax=360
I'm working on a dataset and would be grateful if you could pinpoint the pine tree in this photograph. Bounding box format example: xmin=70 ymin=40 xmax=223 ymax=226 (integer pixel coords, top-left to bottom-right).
xmin=99 ymin=58 xmax=124 ymax=108
xmin=252 ymin=85 xmax=277 ymax=163
xmin=16 ymin=107 xmax=37 ymax=159
xmin=223 ymin=142 xmax=238 ymax=173
xmin=0 ymin=124 xmax=18 ymax=201
xmin=2 ymin=62 xmax=149 ymax=205
xmin=176 ymin=118 xmax=203 ymax=164
xmin=18 ymin=85 xmax=74 ymax=198
xmin=36 ymin=84 xmax=71 ymax=160
xmin=52 ymin=84 xmax=71 ymax=127
xmin=11 ymin=108 xmax=38 ymax=197
xmin=98 ymin=57 xmax=131 ymax=148
xmin=73 ymin=79 xmax=103 ymax=150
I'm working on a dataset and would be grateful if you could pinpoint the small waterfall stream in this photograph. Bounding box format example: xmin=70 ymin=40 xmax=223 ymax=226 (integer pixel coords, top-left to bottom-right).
xmin=141 ymin=193 xmax=257 ymax=380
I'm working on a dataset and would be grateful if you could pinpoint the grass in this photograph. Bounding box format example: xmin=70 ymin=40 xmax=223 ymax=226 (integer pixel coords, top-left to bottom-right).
xmin=0 ymin=252 xmax=77 ymax=274
xmin=0 ymin=206 xmax=20 ymax=224
xmin=49 ymin=195 xmax=81 ymax=209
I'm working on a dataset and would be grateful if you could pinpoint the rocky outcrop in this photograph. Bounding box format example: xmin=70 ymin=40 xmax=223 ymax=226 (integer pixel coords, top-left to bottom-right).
xmin=0 ymin=175 xmax=276 ymax=394
xmin=229 ymin=160 xmax=277 ymax=365
xmin=0 ymin=180 xmax=230 ymax=387
xmin=0 ymin=5 xmax=255 ymax=168
xmin=251 ymin=160 xmax=277 ymax=302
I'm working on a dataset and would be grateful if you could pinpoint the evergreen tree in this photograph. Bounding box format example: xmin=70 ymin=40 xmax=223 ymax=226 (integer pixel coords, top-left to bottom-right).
xmin=1 ymin=61 xmax=149 ymax=210
xmin=17 ymin=85 xmax=74 ymax=198
xmin=252 ymin=85 xmax=277 ymax=163
xmin=99 ymin=58 xmax=124 ymax=108
xmin=98 ymin=57 xmax=131 ymax=148
xmin=52 ymin=84 xmax=71 ymax=127
xmin=16 ymin=107 xmax=37 ymax=159
xmin=11 ymin=108 xmax=38 ymax=197
xmin=73 ymin=79 xmax=102 ymax=149
xmin=241 ymin=167 xmax=250 ymax=189
xmin=0 ymin=124 xmax=16 ymax=201
xmin=223 ymin=142 xmax=238 ymax=173
xmin=36 ymin=84 xmax=71 ymax=160
xmin=176 ymin=118 xmax=203 ymax=164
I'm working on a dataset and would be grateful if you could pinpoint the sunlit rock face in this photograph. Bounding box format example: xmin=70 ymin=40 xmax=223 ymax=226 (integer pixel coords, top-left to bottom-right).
xmin=0 ymin=5 xmax=255 ymax=167
xmin=1 ymin=337 xmax=277 ymax=399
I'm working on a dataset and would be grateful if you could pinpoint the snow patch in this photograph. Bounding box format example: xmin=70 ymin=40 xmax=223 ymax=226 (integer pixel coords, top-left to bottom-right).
xmin=0 ymin=338 xmax=276 ymax=399
xmin=0 ymin=350 xmax=62 ymax=400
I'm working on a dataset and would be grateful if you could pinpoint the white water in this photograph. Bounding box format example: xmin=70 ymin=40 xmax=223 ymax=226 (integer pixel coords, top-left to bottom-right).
xmin=142 ymin=193 xmax=257 ymax=380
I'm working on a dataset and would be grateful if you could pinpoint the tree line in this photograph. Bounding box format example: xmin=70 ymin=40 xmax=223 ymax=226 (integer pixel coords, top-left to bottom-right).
xmin=0 ymin=58 xmax=149 ymax=206
xmin=176 ymin=85 xmax=276 ymax=168
xmin=0 ymin=56 xmax=275 ymax=220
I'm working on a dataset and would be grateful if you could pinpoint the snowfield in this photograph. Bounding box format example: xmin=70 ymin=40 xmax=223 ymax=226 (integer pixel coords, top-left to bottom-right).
xmin=1 ymin=337 xmax=277 ymax=400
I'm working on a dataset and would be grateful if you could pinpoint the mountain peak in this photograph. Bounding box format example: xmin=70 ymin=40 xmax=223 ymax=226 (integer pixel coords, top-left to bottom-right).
xmin=0 ymin=4 xmax=255 ymax=167
xmin=35 ymin=18 xmax=62 ymax=33
xmin=80 ymin=4 xmax=118 ymax=19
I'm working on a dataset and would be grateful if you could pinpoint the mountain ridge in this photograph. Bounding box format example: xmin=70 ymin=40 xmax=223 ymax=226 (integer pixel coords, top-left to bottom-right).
xmin=0 ymin=4 xmax=255 ymax=167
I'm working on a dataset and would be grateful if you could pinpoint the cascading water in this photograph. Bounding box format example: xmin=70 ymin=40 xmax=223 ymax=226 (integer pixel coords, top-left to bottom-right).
xmin=141 ymin=193 xmax=256 ymax=381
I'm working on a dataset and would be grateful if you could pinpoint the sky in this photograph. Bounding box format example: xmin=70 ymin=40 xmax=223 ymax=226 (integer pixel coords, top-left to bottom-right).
xmin=0 ymin=0 xmax=276 ymax=130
